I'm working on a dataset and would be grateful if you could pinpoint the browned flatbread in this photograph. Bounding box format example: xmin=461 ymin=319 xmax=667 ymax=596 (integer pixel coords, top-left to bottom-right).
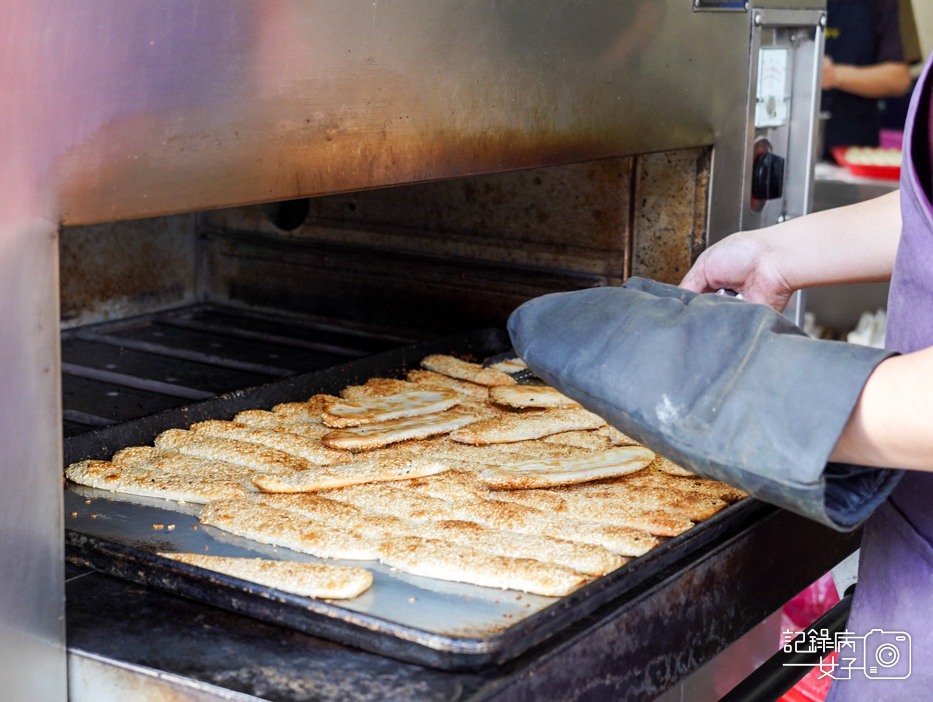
xmin=396 ymin=471 xmax=490 ymax=502
xmin=488 ymin=386 xmax=580 ymax=409
xmin=322 ymin=391 xmax=461 ymax=428
xmin=450 ymin=408 xmax=607 ymax=445
xmin=322 ymin=483 xmax=658 ymax=557
xmin=651 ymin=455 xmax=696 ymax=477
xmin=561 ymin=468 xmax=747 ymax=504
xmin=321 ymin=411 xmax=478 ymax=451
xmin=369 ymin=437 xmax=593 ymax=468
xmin=154 ymin=429 xmax=310 ymax=473
xmin=479 ymin=446 xmax=656 ymax=490
xmin=541 ymin=431 xmax=614 ymax=451
xmin=199 ymin=499 xmax=379 ymax=560
xmin=377 ymin=536 xmax=587 ymax=597
xmin=66 ymin=460 xmax=253 ymax=504
xmin=230 ymin=410 xmax=330 ymax=439
xmin=595 ymin=426 xmax=641 ymax=446
xmin=420 ymin=354 xmax=516 ymax=387
xmin=270 ymin=395 xmax=341 ymax=424
xmin=190 ymin=420 xmax=351 ymax=465
xmin=159 ymin=553 xmax=373 ymax=599
xmin=406 ymin=369 xmax=490 ymax=399
xmin=251 ymin=455 xmax=449 ymax=493
xmin=257 ymin=493 xmax=623 ymax=576
xmin=340 ymin=378 xmax=420 ymax=400
xmin=111 ymin=447 xmax=257 ymax=480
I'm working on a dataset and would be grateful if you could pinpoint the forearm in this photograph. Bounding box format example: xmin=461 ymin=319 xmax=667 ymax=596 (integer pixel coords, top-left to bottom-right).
xmin=767 ymin=190 xmax=901 ymax=290
xmin=831 ymin=347 xmax=933 ymax=470
xmin=829 ymin=62 xmax=911 ymax=98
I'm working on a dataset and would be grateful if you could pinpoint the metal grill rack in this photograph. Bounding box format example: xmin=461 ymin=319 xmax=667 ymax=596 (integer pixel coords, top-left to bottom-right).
xmin=60 ymin=304 xmax=419 ymax=437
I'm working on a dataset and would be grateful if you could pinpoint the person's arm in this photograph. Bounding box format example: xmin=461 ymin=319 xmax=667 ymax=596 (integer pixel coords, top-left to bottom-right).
xmin=832 ymin=347 xmax=933 ymax=470
xmin=681 ymin=190 xmax=902 ymax=310
xmin=822 ymin=57 xmax=912 ymax=99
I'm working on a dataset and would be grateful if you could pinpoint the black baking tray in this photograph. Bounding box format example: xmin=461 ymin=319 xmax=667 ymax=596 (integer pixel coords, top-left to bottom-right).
xmin=64 ymin=327 xmax=768 ymax=671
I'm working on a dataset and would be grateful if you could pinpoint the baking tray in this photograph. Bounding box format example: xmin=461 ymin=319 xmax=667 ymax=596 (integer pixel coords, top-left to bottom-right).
xmin=64 ymin=327 xmax=768 ymax=671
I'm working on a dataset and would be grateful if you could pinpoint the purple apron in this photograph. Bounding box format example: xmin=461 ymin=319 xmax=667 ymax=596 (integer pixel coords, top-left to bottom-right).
xmin=826 ymin=56 xmax=933 ymax=701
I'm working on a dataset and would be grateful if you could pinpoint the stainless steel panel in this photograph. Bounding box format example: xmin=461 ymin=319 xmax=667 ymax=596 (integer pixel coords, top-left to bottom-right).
xmin=5 ymin=1 xmax=756 ymax=226
xmin=0 ymin=219 xmax=67 ymax=702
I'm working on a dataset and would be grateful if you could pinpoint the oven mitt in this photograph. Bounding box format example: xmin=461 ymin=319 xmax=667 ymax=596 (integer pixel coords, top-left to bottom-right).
xmin=507 ymin=278 xmax=903 ymax=531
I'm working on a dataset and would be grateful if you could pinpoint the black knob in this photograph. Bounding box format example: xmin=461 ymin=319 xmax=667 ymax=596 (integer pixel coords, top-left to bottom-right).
xmin=752 ymin=151 xmax=785 ymax=201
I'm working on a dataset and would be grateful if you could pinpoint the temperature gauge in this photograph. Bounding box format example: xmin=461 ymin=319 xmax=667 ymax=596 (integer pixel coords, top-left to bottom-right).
xmin=755 ymin=47 xmax=790 ymax=128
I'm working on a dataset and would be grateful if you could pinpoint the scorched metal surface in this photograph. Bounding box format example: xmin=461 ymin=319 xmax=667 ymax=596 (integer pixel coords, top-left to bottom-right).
xmin=66 ymin=327 xmax=765 ymax=671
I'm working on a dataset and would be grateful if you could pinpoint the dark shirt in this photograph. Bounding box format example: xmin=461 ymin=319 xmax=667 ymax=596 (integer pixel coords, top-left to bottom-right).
xmin=822 ymin=0 xmax=905 ymax=153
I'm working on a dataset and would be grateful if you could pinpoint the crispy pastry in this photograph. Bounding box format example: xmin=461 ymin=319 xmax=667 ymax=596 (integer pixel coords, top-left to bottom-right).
xmin=479 ymin=446 xmax=656 ymax=489
xmin=420 ymin=354 xmax=516 ymax=387
xmin=190 ymin=420 xmax=351 ymax=465
xmin=321 ymin=411 xmax=478 ymax=451
xmin=488 ymin=385 xmax=580 ymax=409
xmin=322 ymin=391 xmax=461 ymax=428
xmin=251 ymin=455 xmax=449 ymax=492
xmin=154 ymin=429 xmax=310 ymax=473
xmin=450 ymin=408 xmax=607 ymax=445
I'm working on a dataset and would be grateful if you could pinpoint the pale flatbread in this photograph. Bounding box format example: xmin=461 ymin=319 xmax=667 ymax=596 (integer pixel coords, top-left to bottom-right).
xmin=321 ymin=411 xmax=478 ymax=451
xmin=406 ymin=369 xmax=490 ymax=399
xmin=199 ymin=499 xmax=379 ymax=560
xmin=340 ymin=378 xmax=420 ymax=400
xmin=488 ymin=386 xmax=580 ymax=409
xmin=251 ymin=455 xmax=449 ymax=493
xmin=66 ymin=460 xmax=253 ymax=504
xmin=486 ymin=358 xmax=528 ymax=374
xmin=159 ymin=553 xmax=373 ymax=599
xmin=154 ymin=429 xmax=310 ymax=473
xmin=420 ymin=354 xmax=516 ymax=387
xmin=479 ymin=446 xmax=656 ymax=490
xmin=377 ymin=536 xmax=587 ymax=597
xmin=450 ymin=408 xmax=607 ymax=445
xmin=322 ymin=391 xmax=460 ymax=428
xmin=190 ymin=420 xmax=351 ymax=465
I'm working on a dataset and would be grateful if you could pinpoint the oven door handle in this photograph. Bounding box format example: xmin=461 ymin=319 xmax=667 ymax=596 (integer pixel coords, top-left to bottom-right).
xmin=719 ymin=589 xmax=854 ymax=702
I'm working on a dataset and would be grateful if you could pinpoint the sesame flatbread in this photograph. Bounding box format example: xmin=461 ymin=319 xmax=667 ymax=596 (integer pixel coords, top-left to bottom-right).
xmin=66 ymin=460 xmax=254 ymax=504
xmin=251 ymin=455 xmax=450 ymax=493
xmin=321 ymin=411 xmax=479 ymax=451
xmin=322 ymin=391 xmax=461 ymax=428
xmin=406 ymin=369 xmax=490 ymax=398
xmin=377 ymin=536 xmax=587 ymax=597
xmin=159 ymin=553 xmax=373 ymax=599
xmin=488 ymin=385 xmax=580 ymax=409
xmin=420 ymin=354 xmax=516 ymax=387
xmin=190 ymin=420 xmax=351 ymax=465
xmin=450 ymin=408 xmax=607 ymax=445
xmin=154 ymin=429 xmax=310 ymax=473
xmin=479 ymin=446 xmax=655 ymax=490
xmin=199 ymin=499 xmax=379 ymax=560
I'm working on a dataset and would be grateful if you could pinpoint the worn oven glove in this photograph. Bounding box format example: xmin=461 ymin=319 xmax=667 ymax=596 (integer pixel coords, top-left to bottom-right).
xmin=507 ymin=278 xmax=903 ymax=531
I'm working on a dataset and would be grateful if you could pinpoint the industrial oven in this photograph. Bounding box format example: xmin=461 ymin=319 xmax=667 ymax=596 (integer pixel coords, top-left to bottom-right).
xmin=1 ymin=1 xmax=842 ymax=700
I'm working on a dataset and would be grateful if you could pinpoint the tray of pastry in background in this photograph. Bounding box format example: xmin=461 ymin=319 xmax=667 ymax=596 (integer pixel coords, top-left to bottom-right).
xmin=63 ymin=327 xmax=762 ymax=671
xmin=831 ymin=146 xmax=901 ymax=180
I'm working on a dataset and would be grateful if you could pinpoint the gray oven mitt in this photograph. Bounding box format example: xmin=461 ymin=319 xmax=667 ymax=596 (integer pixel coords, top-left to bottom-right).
xmin=507 ymin=278 xmax=903 ymax=531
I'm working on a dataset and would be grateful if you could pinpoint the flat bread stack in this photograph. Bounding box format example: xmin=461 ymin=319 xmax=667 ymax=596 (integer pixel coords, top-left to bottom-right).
xmin=66 ymin=352 xmax=746 ymax=600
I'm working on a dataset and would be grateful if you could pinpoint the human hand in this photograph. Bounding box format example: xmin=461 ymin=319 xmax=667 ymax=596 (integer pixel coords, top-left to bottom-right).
xmin=822 ymin=56 xmax=836 ymax=90
xmin=679 ymin=231 xmax=794 ymax=311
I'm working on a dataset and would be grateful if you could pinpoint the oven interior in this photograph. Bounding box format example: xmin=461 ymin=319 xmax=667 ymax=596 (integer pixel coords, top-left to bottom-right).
xmin=59 ymin=147 xmax=710 ymax=434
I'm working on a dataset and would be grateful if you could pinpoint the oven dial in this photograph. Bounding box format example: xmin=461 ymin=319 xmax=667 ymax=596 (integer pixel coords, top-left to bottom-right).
xmin=750 ymin=138 xmax=785 ymax=212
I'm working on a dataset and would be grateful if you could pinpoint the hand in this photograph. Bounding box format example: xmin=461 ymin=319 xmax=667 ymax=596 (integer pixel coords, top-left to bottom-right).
xmin=822 ymin=56 xmax=836 ymax=90
xmin=680 ymin=231 xmax=794 ymax=312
